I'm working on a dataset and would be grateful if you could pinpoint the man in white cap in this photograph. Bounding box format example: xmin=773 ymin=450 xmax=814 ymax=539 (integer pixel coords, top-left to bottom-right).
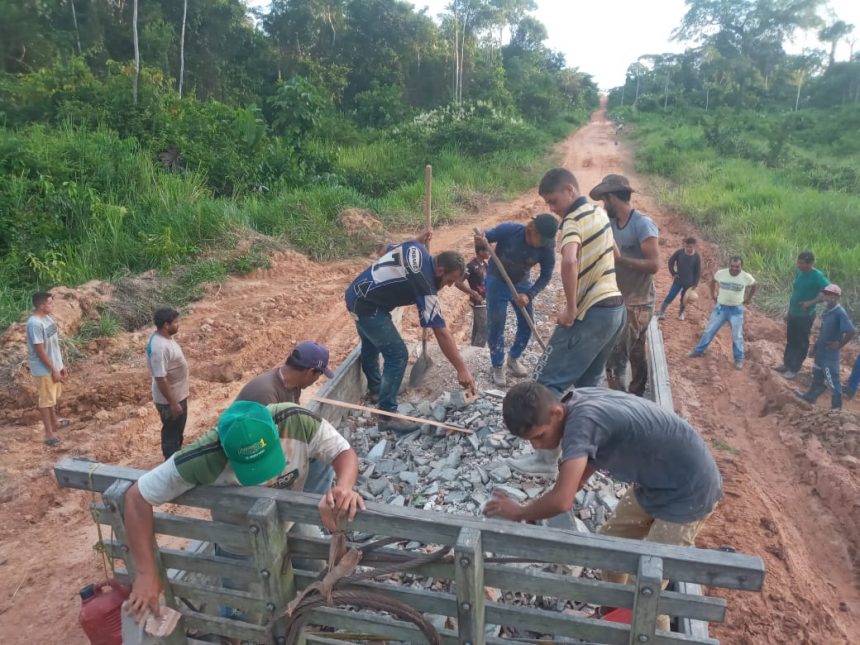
xmin=795 ymin=284 xmax=856 ymax=410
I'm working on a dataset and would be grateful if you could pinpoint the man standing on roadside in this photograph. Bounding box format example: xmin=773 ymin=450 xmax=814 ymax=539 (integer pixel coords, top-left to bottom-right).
xmin=795 ymin=284 xmax=856 ymax=410
xmin=474 ymin=214 xmax=558 ymax=387
xmin=508 ymin=168 xmax=625 ymax=476
xmin=688 ymin=256 xmax=756 ymax=369
xmin=590 ymin=175 xmax=659 ymax=396
xmin=775 ymin=251 xmax=830 ymax=380
xmin=658 ymin=237 xmax=701 ymax=321
xmin=236 ymin=341 xmax=336 ymax=494
xmin=146 ymin=307 xmax=189 ymax=459
xmin=345 ymin=231 xmax=476 ymax=434
xmin=26 ymin=291 xmax=67 ymax=447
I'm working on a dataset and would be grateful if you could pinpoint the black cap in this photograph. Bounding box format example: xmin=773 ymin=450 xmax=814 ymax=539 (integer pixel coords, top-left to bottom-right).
xmin=532 ymin=213 xmax=559 ymax=247
xmin=79 ymin=584 xmax=96 ymax=600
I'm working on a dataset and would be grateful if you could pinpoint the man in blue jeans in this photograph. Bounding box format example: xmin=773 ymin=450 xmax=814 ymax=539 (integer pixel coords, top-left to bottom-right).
xmin=345 ymin=232 xmax=476 ymax=434
xmin=508 ymin=168 xmax=626 ymax=476
xmin=795 ymin=284 xmax=856 ymax=410
xmin=475 ymin=215 xmax=557 ymax=387
xmin=688 ymin=256 xmax=757 ymax=369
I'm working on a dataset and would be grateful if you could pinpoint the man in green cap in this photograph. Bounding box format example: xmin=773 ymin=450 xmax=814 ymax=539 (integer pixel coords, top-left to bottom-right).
xmin=124 ymin=400 xmax=363 ymax=622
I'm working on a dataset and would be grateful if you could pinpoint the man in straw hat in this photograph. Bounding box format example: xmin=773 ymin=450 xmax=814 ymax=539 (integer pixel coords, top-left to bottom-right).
xmin=590 ymin=174 xmax=660 ymax=397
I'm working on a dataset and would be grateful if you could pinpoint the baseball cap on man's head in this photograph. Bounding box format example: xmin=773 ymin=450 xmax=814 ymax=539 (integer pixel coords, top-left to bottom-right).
xmin=289 ymin=341 xmax=334 ymax=378
xmin=589 ymin=174 xmax=636 ymax=200
xmin=531 ymin=213 xmax=559 ymax=247
xmin=217 ymin=400 xmax=285 ymax=486
xmin=822 ymin=284 xmax=842 ymax=296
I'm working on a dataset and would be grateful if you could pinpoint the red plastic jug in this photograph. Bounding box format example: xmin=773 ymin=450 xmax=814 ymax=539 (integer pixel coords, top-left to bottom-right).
xmin=79 ymin=580 xmax=131 ymax=645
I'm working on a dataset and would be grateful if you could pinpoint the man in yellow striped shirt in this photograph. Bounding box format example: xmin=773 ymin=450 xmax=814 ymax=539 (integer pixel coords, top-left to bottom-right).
xmin=508 ymin=168 xmax=626 ymax=476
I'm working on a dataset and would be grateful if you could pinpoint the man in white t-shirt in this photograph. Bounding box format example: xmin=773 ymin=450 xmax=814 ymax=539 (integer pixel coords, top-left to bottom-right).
xmin=146 ymin=307 xmax=190 ymax=459
xmin=689 ymin=256 xmax=757 ymax=369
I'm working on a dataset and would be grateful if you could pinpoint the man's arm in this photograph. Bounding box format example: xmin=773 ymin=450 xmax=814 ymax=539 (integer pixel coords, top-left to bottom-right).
xmin=558 ymin=242 xmax=580 ymax=326
xmin=432 ymin=326 xmax=476 ymax=393
xmin=800 ymin=294 xmax=824 ymax=310
xmin=615 ymin=237 xmax=659 ymax=275
xmin=743 ymin=284 xmax=757 ymax=305
xmin=710 ymin=274 xmax=719 ymax=301
xmin=692 ymin=255 xmax=702 ymax=286
xmin=528 ymin=250 xmax=556 ymax=300
xmin=455 ymin=279 xmax=483 ymax=303
xmin=484 ymin=457 xmax=591 ymax=521
xmin=667 ymin=250 xmax=679 ymax=277
xmin=125 ymin=483 xmax=162 ymax=620
xmin=320 ymin=448 xmax=366 ymax=530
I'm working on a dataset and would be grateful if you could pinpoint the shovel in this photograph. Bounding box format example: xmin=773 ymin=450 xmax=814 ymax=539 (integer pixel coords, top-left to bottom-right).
xmin=408 ymin=164 xmax=434 ymax=388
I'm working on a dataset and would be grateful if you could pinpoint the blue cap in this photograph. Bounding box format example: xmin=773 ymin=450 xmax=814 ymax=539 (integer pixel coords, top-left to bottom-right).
xmin=290 ymin=341 xmax=334 ymax=378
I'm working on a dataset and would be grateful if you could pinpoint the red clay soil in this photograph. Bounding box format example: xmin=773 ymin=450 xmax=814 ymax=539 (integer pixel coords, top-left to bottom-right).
xmin=0 ymin=106 xmax=859 ymax=644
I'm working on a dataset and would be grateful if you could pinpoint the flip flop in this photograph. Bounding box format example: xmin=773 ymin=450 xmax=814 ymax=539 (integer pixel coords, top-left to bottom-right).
xmin=44 ymin=437 xmax=61 ymax=447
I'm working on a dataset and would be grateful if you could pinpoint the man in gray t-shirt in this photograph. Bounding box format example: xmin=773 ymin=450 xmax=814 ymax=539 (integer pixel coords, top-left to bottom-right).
xmin=26 ymin=291 xmax=67 ymax=446
xmin=146 ymin=308 xmax=190 ymax=459
xmin=590 ymin=174 xmax=659 ymax=397
xmin=485 ymin=381 xmax=721 ymax=630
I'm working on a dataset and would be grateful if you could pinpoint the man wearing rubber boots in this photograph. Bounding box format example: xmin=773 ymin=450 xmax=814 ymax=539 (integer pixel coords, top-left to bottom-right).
xmin=474 ymin=214 xmax=558 ymax=387
xmin=509 ymin=168 xmax=625 ymax=476
xmin=345 ymin=231 xmax=476 ymax=434
xmin=591 ymin=174 xmax=660 ymax=397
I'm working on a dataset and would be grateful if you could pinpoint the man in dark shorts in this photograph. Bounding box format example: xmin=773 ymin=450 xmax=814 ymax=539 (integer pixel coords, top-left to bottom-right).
xmin=485 ymin=381 xmax=722 ymax=632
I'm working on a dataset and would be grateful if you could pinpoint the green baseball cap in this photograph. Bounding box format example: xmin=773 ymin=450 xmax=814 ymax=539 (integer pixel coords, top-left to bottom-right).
xmin=217 ymin=401 xmax=285 ymax=486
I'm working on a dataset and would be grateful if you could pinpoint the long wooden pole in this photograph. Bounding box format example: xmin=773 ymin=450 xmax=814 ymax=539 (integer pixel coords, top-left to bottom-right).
xmin=310 ymin=396 xmax=473 ymax=435
xmin=473 ymin=227 xmax=547 ymax=351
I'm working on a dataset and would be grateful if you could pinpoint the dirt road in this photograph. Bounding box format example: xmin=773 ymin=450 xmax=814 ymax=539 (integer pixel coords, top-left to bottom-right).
xmin=1 ymin=107 xmax=859 ymax=643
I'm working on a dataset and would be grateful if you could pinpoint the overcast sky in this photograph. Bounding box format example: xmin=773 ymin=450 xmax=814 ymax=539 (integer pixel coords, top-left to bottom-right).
xmin=247 ymin=0 xmax=860 ymax=89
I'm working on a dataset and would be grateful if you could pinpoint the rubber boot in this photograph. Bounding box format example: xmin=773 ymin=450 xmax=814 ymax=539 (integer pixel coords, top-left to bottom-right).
xmin=506 ymin=448 xmax=560 ymax=476
xmin=507 ymin=356 xmax=528 ymax=377
xmin=492 ymin=366 xmax=507 ymax=387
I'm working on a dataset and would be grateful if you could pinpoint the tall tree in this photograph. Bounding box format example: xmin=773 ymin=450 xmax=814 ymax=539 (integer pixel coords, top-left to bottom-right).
xmin=819 ymin=20 xmax=854 ymax=67
xmin=132 ymin=0 xmax=140 ymax=104
xmin=178 ymin=0 xmax=187 ymax=98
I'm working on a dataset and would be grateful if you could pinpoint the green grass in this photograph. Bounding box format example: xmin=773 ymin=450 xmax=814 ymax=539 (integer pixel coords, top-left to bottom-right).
xmin=0 ymin=110 xmax=584 ymax=331
xmin=626 ymin=110 xmax=860 ymax=316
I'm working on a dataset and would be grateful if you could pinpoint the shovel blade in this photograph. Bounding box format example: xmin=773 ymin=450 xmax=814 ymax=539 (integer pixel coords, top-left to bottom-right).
xmin=408 ymin=337 xmax=433 ymax=387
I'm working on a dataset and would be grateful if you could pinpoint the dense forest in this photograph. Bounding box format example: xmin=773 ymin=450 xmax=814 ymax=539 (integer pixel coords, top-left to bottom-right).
xmin=0 ymin=0 xmax=598 ymax=329
xmin=607 ymin=0 xmax=860 ymax=314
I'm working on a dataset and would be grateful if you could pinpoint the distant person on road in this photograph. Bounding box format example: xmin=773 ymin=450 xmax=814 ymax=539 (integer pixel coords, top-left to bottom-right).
xmin=775 ymin=251 xmax=830 ymax=380
xmin=456 ymin=239 xmax=491 ymax=347
xmin=146 ymin=307 xmax=190 ymax=459
xmin=508 ymin=168 xmax=625 ymax=476
xmin=235 ymin=341 xmax=336 ymax=495
xmin=473 ymin=214 xmax=558 ymax=387
xmin=123 ymin=400 xmax=364 ymax=623
xmin=26 ymin=291 xmax=67 ymax=447
xmin=485 ymin=381 xmax=722 ymax=632
xmin=795 ymin=284 xmax=856 ymax=410
xmin=688 ymin=256 xmax=756 ymax=369
xmin=658 ymin=237 xmax=701 ymax=321
xmin=590 ymin=174 xmax=660 ymax=397
xmin=345 ymin=231 xmax=476 ymax=434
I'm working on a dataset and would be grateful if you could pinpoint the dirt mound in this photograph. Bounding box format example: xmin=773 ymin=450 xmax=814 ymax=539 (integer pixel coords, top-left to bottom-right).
xmin=788 ymin=409 xmax=860 ymax=458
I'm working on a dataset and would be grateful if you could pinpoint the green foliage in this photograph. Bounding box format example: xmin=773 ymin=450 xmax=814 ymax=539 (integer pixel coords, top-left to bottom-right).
xmin=77 ymin=311 xmax=123 ymax=342
xmin=269 ymin=76 xmax=330 ymax=141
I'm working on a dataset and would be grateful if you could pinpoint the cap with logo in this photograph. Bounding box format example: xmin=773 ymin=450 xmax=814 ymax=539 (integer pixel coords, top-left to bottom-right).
xmin=821 ymin=284 xmax=842 ymax=296
xmin=217 ymin=400 xmax=285 ymax=486
xmin=589 ymin=174 xmax=636 ymax=200
xmin=531 ymin=213 xmax=559 ymax=247
xmin=290 ymin=341 xmax=334 ymax=378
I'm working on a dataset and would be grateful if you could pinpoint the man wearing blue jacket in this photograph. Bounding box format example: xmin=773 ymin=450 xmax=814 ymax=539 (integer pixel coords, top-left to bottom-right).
xmin=475 ymin=214 xmax=558 ymax=386
xmin=345 ymin=232 xmax=476 ymax=433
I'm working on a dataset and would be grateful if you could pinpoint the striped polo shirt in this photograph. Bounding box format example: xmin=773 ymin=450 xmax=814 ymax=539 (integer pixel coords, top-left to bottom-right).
xmin=560 ymin=197 xmax=621 ymax=319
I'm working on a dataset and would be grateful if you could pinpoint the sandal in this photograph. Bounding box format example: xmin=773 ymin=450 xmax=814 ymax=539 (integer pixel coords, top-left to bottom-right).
xmin=44 ymin=437 xmax=61 ymax=447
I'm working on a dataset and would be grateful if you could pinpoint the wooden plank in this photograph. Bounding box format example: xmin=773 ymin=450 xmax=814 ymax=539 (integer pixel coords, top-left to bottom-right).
xmin=170 ymin=579 xmax=267 ymax=614
xmin=646 ymin=317 xmax=674 ymax=411
xmin=103 ymin=540 xmax=258 ymax=583
xmin=248 ymin=497 xmax=295 ymax=640
xmin=454 ymin=528 xmax=484 ymax=645
xmin=311 ymin=396 xmax=472 ymax=434
xmin=287 ymin=537 xmax=725 ymax=623
xmin=676 ymin=582 xmax=711 ymax=640
xmin=55 ymin=459 xmax=764 ymax=591
xmin=180 ymin=607 xmax=269 ymax=642
xmin=630 ymin=556 xmax=663 ymax=645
